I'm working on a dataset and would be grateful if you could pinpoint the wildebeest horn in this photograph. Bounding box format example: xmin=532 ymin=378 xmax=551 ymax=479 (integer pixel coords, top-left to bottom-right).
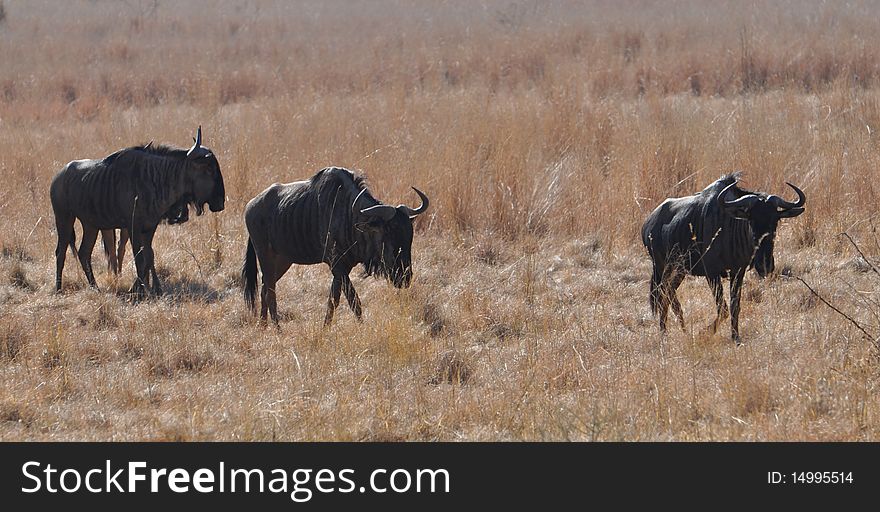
xmin=768 ymin=182 xmax=806 ymax=209
xmin=144 ymin=140 xmax=153 ymax=150
xmin=353 ymin=188 xmax=397 ymax=221
xmin=187 ymin=126 xmax=202 ymax=157
xmin=718 ymin=182 xmax=760 ymax=212
xmin=360 ymin=204 xmax=397 ymax=221
xmin=398 ymin=187 xmax=429 ymax=218
xmin=352 ymin=188 xmax=368 ymax=212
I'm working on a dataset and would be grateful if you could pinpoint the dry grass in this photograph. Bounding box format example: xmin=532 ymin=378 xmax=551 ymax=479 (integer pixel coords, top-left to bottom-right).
xmin=1 ymin=0 xmax=880 ymax=440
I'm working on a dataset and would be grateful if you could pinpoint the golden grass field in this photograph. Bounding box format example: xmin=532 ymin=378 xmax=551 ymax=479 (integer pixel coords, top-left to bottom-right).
xmin=1 ymin=0 xmax=880 ymax=440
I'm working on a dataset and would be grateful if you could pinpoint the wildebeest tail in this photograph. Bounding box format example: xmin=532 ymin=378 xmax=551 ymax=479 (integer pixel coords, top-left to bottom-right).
xmin=649 ymin=266 xmax=662 ymax=317
xmin=242 ymin=237 xmax=258 ymax=312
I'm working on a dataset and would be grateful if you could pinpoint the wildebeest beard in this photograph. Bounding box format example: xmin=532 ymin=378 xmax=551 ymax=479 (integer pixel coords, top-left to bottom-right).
xmin=360 ymin=254 xmax=390 ymax=280
xmin=360 ymin=250 xmax=410 ymax=288
xmin=179 ymin=193 xmax=205 ymax=216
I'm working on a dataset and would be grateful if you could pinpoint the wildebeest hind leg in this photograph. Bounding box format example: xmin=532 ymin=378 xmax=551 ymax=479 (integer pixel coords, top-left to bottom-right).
xmin=706 ymin=276 xmax=729 ymax=334
xmin=729 ymin=269 xmax=746 ymax=344
xmin=649 ymin=264 xmax=663 ymax=318
xmin=657 ymin=265 xmax=679 ymax=333
xmin=54 ymin=215 xmax=76 ymax=292
xmin=78 ymin=224 xmax=100 ymax=289
xmin=250 ymin=243 xmax=277 ymax=326
xmin=101 ymin=230 xmax=118 ymax=274
xmin=117 ymin=229 xmax=129 ymax=273
xmin=668 ymin=272 xmax=686 ymax=331
xmin=658 ymin=293 xmax=671 ymax=333
xmin=266 ymin=257 xmax=291 ymax=327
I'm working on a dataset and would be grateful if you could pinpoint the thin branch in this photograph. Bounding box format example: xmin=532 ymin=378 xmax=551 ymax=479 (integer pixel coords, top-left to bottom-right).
xmin=836 ymin=276 xmax=880 ymax=326
xmin=796 ymin=276 xmax=878 ymax=350
xmin=840 ymin=232 xmax=880 ymax=278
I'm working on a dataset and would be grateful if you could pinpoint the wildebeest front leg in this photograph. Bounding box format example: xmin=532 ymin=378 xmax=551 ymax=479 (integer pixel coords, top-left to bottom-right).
xmin=128 ymin=228 xmax=154 ymax=298
xmin=729 ymin=268 xmax=746 ymax=344
xmin=707 ymin=275 xmax=729 ymax=334
xmin=341 ymin=275 xmax=363 ymax=321
xmin=324 ymin=275 xmax=343 ymax=326
xmin=78 ymin=224 xmax=100 ymax=289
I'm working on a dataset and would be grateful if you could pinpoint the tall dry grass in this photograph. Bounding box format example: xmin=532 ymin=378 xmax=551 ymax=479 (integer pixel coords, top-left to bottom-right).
xmin=1 ymin=0 xmax=879 ymax=440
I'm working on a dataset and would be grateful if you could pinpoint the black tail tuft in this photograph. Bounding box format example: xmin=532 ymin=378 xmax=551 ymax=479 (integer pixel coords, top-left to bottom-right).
xmin=649 ymin=268 xmax=662 ymax=317
xmin=242 ymin=237 xmax=258 ymax=313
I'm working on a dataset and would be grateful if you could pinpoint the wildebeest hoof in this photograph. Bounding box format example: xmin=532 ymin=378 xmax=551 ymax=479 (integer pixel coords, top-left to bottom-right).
xmin=128 ymin=284 xmax=147 ymax=301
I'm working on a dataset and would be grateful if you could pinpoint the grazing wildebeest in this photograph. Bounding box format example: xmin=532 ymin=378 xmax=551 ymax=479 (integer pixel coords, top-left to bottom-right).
xmin=50 ymin=127 xmax=225 ymax=296
xmin=242 ymin=166 xmax=429 ymax=326
xmin=641 ymin=172 xmax=806 ymax=343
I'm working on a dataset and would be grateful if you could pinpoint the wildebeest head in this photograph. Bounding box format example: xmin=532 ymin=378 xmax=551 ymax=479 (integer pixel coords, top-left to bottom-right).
xmin=718 ymin=181 xmax=806 ymax=277
xmin=354 ymin=187 xmax=430 ymax=288
xmin=185 ymin=126 xmax=225 ymax=214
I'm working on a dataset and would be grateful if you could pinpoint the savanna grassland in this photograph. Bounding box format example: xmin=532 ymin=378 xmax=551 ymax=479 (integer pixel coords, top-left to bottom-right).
xmin=1 ymin=0 xmax=880 ymax=440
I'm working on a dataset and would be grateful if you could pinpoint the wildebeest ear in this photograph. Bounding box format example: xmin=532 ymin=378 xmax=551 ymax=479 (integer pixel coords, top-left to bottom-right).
xmin=719 ymin=183 xmax=759 ymax=220
xmin=778 ymin=207 xmax=805 ymax=218
xmin=721 ymin=200 xmax=754 ymax=220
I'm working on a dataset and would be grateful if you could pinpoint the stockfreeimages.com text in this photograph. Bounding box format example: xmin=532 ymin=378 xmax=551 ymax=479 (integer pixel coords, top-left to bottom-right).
xmin=21 ymin=461 xmax=450 ymax=502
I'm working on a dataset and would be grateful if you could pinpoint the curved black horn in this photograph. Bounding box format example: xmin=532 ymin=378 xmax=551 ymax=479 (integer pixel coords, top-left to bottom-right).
xmin=398 ymin=187 xmax=429 ymax=218
xmin=718 ymin=182 xmax=760 ymax=211
xmin=352 ymin=188 xmax=368 ymax=212
xmin=360 ymin=203 xmax=397 ymax=221
xmin=769 ymin=182 xmax=806 ymax=209
xmin=187 ymin=126 xmax=202 ymax=157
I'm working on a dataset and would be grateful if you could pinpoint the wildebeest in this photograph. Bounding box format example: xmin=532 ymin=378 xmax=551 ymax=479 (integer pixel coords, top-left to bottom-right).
xmin=641 ymin=172 xmax=806 ymax=343
xmin=50 ymin=127 xmax=225 ymax=296
xmin=242 ymin=166 xmax=429 ymax=326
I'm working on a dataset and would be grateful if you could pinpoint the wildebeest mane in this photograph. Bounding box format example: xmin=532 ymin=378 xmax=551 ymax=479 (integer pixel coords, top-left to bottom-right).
xmin=309 ymin=166 xmax=369 ymax=194
xmin=102 ymin=143 xmax=190 ymax=167
xmin=322 ymin=170 xmax=389 ymax=279
xmin=307 ymin=167 xmax=395 ymax=280
xmin=131 ymin=143 xmax=189 ymax=158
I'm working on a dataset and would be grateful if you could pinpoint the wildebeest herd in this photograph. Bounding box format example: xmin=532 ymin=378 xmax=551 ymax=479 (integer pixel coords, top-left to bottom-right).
xmin=49 ymin=127 xmax=807 ymax=344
